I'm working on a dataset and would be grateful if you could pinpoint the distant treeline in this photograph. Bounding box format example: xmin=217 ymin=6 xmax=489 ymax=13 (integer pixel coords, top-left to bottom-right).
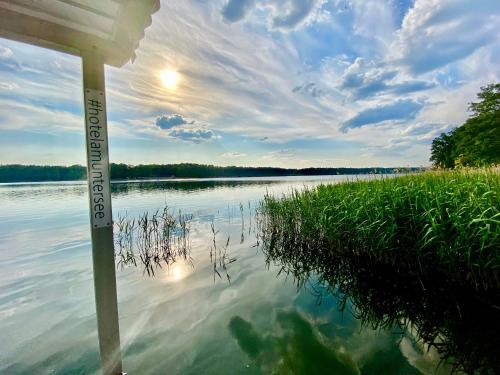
xmin=0 ymin=163 xmax=421 ymax=183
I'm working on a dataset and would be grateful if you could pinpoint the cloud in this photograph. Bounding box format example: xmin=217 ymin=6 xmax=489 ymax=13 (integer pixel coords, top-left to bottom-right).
xmin=221 ymin=0 xmax=256 ymax=22
xmin=271 ymin=0 xmax=321 ymax=30
xmin=382 ymin=123 xmax=456 ymax=153
xmin=0 ymin=46 xmax=13 ymax=59
xmin=154 ymin=113 xmax=217 ymax=143
xmin=393 ymin=0 xmax=500 ymax=74
xmin=339 ymin=58 xmax=435 ymax=99
xmin=351 ymin=0 xmax=396 ymax=44
xmin=168 ymin=128 xmax=217 ymax=143
xmin=0 ymin=82 xmax=17 ymax=90
xmin=262 ymin=148 xmax=296 ymax=161
xmin=221 ymin=152 xmax=247 ymax=158
xmin=342 ymin=99 xmax=424 ymax=132
xmin=393 ymin=122 xmax=456 ymax=145
xmin=292 ymin=82 xmax=324 ymax=97
xmin=155 ymin=114 xmax=189 ymax=130
xmin=401 ymin=123 xmax=450 ymax=137
xmin=390 ymin=81 xmax=435 ymax=95
xmin=0 ymin=99 xmax=83 ymax=134
xmin=221 ymin=0 xmax=326 ymax=30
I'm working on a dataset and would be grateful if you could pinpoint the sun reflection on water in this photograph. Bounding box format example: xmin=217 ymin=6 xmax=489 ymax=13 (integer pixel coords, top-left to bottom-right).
xmin=163 ymin=263 xmax=191 ymax=283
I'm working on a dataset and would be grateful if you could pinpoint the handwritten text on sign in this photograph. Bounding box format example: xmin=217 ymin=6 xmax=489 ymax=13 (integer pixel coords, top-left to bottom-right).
xmin=84 ymin=89 xmax=112 ymax=228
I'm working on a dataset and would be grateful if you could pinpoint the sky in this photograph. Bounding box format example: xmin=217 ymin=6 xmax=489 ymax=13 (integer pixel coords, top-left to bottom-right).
xmin=0 ymin=0 xmax=499 ymax=168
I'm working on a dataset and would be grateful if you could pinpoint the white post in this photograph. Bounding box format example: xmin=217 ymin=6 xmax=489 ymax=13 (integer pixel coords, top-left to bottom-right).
xmin=82 ymin=50 xmax=123 ymax=375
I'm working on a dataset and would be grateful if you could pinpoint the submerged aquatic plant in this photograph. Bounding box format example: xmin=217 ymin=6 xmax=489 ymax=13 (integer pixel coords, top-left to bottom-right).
xmin=257 ymin=169 xmax=500 ymax=373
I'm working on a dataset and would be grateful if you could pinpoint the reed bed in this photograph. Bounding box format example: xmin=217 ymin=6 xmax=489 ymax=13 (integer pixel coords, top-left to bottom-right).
xmin=258 ymin=169 xmax=500 ymax=290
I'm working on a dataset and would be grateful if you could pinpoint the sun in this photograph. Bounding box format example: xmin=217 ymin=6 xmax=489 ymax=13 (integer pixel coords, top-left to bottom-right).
xmin=160 ymin=69 xmax=178 ymax=89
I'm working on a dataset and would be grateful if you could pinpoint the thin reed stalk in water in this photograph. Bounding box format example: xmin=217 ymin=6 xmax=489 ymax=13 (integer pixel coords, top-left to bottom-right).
xmin=210 ymin=221 xmax=236 ymax=283
xmin=114 ymin=205 xmax=193 ymax=276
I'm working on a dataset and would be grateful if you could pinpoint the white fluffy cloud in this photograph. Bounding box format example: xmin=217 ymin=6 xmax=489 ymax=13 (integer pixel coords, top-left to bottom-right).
xmin=156 ymin=114 xmax=189 ymax=129
xmin=392 ymin=0 xmax=500 ymax=74
xmin=154 ymin=114 xmax=217 ymax=143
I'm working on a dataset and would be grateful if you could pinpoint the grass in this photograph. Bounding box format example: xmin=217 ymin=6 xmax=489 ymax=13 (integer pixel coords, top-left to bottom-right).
xmin=258 ymin=168 xmax=500 ymax=290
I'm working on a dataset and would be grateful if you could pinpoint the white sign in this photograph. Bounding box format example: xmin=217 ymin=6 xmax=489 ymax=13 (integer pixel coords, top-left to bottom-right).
xmin=84 ymin=88 xmax=112 ymax=228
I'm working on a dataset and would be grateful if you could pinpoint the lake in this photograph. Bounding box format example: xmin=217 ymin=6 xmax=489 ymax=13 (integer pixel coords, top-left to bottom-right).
xmin=0 ymin=176 xmax=453 ymax=374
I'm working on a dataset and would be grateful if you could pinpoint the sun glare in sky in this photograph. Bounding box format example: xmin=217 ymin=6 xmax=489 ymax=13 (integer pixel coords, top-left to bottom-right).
xmin=160 ymin=69 xmax=179 ymax=89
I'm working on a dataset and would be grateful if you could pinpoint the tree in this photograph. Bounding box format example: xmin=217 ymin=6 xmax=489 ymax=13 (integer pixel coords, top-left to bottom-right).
xmin=430 ymin=83 xmax=500 ymax=168
xmin=468 ymin=83 xmax=500 ymax=117
xmin=430 ymin=132 xmax=455 ymax=168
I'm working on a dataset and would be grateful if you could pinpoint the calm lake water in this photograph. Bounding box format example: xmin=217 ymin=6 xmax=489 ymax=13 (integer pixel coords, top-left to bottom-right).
xmin=0 ymin=176 xmax=446 ymax=375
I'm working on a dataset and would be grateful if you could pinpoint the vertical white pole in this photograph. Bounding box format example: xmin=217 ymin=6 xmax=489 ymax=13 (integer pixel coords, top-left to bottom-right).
xmin=82 ymin=50 xmax=123 ymax=375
